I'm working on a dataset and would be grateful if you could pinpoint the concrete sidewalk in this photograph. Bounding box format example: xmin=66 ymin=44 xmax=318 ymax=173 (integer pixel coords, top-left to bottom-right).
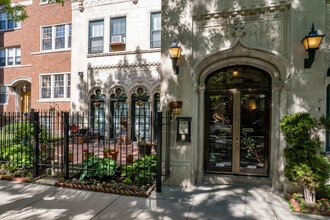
xmin=0 ymin=180 xmax=328 ymax=220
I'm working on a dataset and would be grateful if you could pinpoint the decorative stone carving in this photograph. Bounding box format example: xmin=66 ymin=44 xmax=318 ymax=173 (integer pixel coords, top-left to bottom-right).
xmin=231 ymin=24 xmax=246 ymax=37
xmin=88 ymin=62 xmax=161 ymax=70
xmin=78 ymin=0 xmax=84 ymax=13
xmin=131 ymin=0 xmax=138 ymax=4
xmin=197 ymin=84 xmax=206 ymax=94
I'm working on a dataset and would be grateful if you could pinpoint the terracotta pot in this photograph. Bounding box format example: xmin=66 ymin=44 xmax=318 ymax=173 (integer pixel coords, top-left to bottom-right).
xmin=94 ymin=102 xmax=101 ymax=108
xmin=138 ymin=143 xmax=152 ymax=157
xmin=68 ymin=154 xmax=73 ymax=162
xmin=104 ymin=150 xmax=119 ymax=161
xmin=126 ymin=156 xmax=133 ymax=163
xmin=77 ymin=136 xmax=86 ymax=144
xmin=136 ymin=100 xmax=144 ymax=106
xmin=83 ymin=153 xmax=93 ymax=160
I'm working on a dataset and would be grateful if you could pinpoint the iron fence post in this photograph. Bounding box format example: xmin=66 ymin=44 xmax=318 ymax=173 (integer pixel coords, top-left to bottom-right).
xmin=156 ymin=112 xmax=162 ymax=192
xmin=32 ymin=110 xmax=39 ymax=178
xmin=63 ymin=112 xmax=69 ymax=179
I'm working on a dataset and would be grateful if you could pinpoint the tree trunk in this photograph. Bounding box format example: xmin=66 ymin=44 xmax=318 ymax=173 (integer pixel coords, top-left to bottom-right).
xmin=304 ymin=186 xmax=316 ymax=204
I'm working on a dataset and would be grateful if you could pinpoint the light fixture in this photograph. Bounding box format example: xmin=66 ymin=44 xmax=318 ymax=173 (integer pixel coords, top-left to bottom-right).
xmin=168 ymin=38 xmax=182 ymax=75
xmin=22 ymin=84 xmax=26 ymax=92
xmin=78 ymin=71 xmax=84 ymax=78
xmin=301 ymin=23 xmax=325 ymax=68
xmin=232 ymin=66 xmax=239 ymax=77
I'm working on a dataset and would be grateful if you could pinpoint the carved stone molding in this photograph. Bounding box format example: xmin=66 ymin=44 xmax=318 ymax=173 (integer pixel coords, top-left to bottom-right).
xmin=231 ymin=24 xmax=246 ymax=37
xmin=89 ymin=62 xmax=161 ymax=70
xmin=78 ymin=0 xmax=84 ymax=12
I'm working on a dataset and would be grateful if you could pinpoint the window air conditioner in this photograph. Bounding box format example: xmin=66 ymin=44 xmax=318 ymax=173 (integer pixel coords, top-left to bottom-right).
xmin=111 ymin=35 xmax=124 ymax=44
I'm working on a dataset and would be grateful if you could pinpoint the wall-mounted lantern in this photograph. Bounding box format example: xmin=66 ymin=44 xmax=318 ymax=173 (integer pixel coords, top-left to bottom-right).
xmin=176 ymin=117 xmax=191 ymax=142
xmin=302 ymin=23 xmax=325 ymax=68
xmin=168 ymin=38 xmax=182 ymax=75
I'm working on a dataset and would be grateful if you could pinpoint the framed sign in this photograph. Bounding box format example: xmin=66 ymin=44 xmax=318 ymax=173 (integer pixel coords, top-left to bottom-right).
xmin=176 ymin=117 xmax=191 ymax=142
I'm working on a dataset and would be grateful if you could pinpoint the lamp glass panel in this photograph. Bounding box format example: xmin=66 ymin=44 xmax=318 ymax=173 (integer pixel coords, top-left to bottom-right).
xmin=307 ymin=36 xmax=323 ymax=49
xmin=302 ymin=37 xmax=309 ymax=50
xmin=177 ymin=47 xmax=182 ymax=58
xmin=168 ymin=47 xmax=179 ymax=58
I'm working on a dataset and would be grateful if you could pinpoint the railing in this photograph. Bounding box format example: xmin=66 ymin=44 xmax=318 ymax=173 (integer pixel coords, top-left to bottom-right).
xmin=0 ymin=110 xmax=170 ymax=192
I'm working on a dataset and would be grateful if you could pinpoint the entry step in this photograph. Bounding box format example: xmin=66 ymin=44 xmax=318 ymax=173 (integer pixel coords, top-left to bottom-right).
xmin=204 ymin=174 xmax=272 ymax=186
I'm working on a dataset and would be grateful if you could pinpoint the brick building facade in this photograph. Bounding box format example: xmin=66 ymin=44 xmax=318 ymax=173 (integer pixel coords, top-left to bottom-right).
xmin=0 ymin=0 xmax=71 ymax=113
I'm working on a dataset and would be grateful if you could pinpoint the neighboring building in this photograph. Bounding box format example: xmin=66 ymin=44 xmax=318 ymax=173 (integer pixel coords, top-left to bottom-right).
xmin=0 ymin=0 xmax=71 ymax=114
xmin=160 ymin=0 xmax=330 ymax=190
xmin=71 ymin=0 xmax=161 ymax=140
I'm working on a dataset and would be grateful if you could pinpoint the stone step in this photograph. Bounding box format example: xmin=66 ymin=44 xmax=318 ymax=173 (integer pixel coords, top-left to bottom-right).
xmin=203 ymin=174 xmax=272 ymax=186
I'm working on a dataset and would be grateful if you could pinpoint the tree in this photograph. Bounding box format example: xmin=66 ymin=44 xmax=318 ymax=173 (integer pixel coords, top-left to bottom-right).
xmin=0 ymin=0 xmax=65 ymax=22
xmin=281 ymin=112 xmax=330 ymax=204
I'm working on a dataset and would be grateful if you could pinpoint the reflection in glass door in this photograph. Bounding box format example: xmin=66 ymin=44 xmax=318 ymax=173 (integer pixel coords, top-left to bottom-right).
xmin=240 ymin=94 xmax=269 ymax=173
xmin=206 ymin=94 xmax=233 ymax=172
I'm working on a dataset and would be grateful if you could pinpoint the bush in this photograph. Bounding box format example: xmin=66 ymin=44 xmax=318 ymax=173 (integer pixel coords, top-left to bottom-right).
xmin=80 ymin=156 xmax=119 ymax=180
xmin=281 ymin=112 xmax=330 ymax=204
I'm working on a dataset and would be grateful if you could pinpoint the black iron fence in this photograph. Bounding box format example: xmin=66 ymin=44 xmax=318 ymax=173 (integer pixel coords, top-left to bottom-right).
xmin=0 ymin=110 xmax=171 ymax=192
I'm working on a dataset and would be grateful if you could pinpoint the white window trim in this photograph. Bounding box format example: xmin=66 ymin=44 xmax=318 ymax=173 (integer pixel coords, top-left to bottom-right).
xmin=39 ymin=72 xmax=71 ymax=101
xmin=40 ymin=23 xmax=71 ymax=52
xmin=0 ymin=46 xmax=21 ymax=67
xmin=0 ymin=86 xmax=8 ymax=105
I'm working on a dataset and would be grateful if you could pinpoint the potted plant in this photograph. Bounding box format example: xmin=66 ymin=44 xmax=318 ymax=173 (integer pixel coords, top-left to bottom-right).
xmin=138 ymin=139 xmax=152 ymax=157
xmin=93 ymin=101 xmax=101 ymax=108
xmin=126 ymin=154 xmax=133 ymax=163
xmin=104 ymin=147 xmax=119 ymax=161
xmin=68 ymin=151 xmax=73 ymax=162
xmin=83 ymin=148 xmax=93 ymax=160
xmin=136 ymin=100 xmax=143 ymax=107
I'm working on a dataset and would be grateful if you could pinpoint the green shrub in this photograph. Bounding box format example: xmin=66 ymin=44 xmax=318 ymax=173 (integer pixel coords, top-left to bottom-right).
xmin=122 ymin=154 xmax=157 ymax=185
xmin=281 ymin=112 xmax=330 ymax=204
xmin=79 ymin=156 xmax=119 ymax=180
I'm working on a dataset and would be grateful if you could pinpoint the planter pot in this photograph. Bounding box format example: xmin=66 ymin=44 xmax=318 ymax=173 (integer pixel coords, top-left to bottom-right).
xmin=83 ymin=153 xmax=93 ymax=160
xmin=77 ymin=136 xmax=86 ymax=144
xmin=138 ymin=143 xmax=152 ymax=157
xmin=104 ymin=150 xmax=119 ymax=161
xmin=68 ymin=154 xmax=73 ymax=162
xmin=136 ymin=100 xmax=144 ymax=107
xmin=126 ymin=156 xmax=133 ymax=163
xmin=93 ymin=133 xmax=99 ymax=140
xmin=94 ymin=102 xmax=101 ymax=108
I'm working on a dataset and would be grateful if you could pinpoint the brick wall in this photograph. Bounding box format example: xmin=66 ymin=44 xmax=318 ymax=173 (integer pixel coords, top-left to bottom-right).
xmin=0 ymin=1 xmax=72 ymax=112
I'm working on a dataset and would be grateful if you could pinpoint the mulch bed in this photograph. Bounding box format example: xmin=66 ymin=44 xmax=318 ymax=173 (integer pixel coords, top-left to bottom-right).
xmin=54 ymin=181 xmax=155 ymax=197
xmin=286 ymin=193 xmax=330 ymax=216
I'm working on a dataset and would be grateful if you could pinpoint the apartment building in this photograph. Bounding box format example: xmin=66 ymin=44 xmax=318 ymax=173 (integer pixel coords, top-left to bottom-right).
xmin=71 ymin=0 xmax=161 ymax=141
xmin=0 ymin=0 xmax=71 ymax=114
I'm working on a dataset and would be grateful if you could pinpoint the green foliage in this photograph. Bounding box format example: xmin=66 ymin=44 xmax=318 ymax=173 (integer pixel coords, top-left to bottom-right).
xmin=0 ymin=144 xmax=33 ymax=168
xmin=79 ymin=156 xmax=119 ymax=180
xmin=281 ymin=113 xmax=330 ymax=193
xmin=123 ymin=177 xmax=132 ymax=185
xmin=122 ymin=154 xmax=157 ymax=185
xmin=242 ymin=132 xmax=262 ymax=167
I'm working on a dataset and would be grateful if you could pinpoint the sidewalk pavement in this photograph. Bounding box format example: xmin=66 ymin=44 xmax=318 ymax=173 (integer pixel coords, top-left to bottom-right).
xmin=0 ymin=180 xmax=328 ymax=220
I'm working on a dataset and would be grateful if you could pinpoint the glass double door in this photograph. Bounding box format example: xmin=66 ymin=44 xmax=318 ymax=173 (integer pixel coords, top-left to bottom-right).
xmin=205 ymin=90 xmax=270 ymax=175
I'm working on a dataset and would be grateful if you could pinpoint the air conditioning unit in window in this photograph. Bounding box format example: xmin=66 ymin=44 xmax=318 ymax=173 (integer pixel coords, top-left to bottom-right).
xmin=110 ymin=35 xmax=125 ymax=45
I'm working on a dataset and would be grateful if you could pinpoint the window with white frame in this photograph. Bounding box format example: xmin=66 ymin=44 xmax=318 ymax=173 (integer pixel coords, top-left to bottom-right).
xmin=0 ymin=12 xmax=21 ymax=31
xmin=150 ymin=13 xmax=161 ymax=48
xmin=0 ymin=86 xmax=8 ymax=104
xmin=0 ymin=47 xmax=21 ymax=67
xmin=40 ymin=74 xmax=71 ymax=100
xmin=41 ymin=24 xmax=71 ymax=51
xmin=89 ymin=20 xmax=104 ymax=54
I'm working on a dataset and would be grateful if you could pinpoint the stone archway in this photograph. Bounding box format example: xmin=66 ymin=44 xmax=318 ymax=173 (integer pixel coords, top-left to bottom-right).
xmin=192 ymin=39 xmax=291 ymax=189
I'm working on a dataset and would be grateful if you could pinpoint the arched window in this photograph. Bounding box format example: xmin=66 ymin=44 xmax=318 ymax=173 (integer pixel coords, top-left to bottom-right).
xmin=91 ymin=89 xmax=106 ymax=136
xmin=131 ymin=87 xmax=150 ymax=141
xmin=110 ymin=87 xmax=127 ymax=139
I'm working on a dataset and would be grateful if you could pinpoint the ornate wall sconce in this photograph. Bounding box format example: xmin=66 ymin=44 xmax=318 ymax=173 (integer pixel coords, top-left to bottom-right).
xmin=168 ymin=38 xmax=182 ymax=75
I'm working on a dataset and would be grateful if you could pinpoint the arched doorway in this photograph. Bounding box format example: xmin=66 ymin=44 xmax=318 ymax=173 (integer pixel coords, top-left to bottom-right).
xmin=205 ymin=65 xmax=271 ymax=175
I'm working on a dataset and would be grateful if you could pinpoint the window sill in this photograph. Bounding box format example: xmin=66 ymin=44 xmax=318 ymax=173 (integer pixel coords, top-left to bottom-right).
xmin=31 ymin=49 xmax=71 ymax=55
xmin=0 ymin=103 xmax=8 ymax=106
xmin=0 ymin=27 xmax=21 ymax=32
xmin=0 ymin=64 xmax=32 ymax=69
xmin=87 ymin=48 xmax=160 ymax=58
xmin=38 ymin=99 xmax=70 ymax=103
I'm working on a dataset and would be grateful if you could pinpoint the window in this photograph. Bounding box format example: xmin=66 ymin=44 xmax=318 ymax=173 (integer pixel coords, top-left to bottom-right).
xmin=67 ymin=74 xmax=70 ymax=98
xmin=55 ymin=25 xmax=65 ymax=49
xmin=41 ymin=24 xmax=71 ymax=51
xmin=89 ymin=20 xmax=104 ymax=54
xmin=150 ymin=13 xmax=161 ymax=48
xmin=110 ymin=17 xmax=126 ymax=51
xmin=0 ymin=12 xmax=20 ymax=30
xmin=68 ymin=24 xmax=72 ymax=48
xmin=0 ymin=86 xmax=8 ymax=104
xmin=40 ymin=74 xmax=71 ymax=100
xmin=0 ymin=47 xmax=21 ymax=67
